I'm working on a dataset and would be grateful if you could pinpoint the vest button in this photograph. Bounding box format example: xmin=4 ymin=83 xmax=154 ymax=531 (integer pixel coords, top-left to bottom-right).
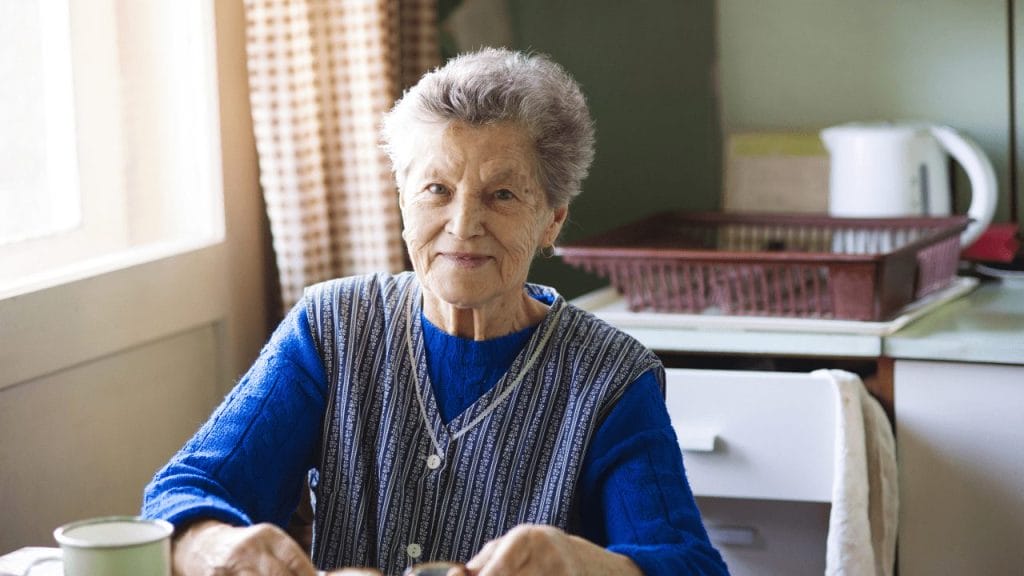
xmin=406 ymin=543 xmax=422 ymax=559
xmin=426 ymin=454 xmax=442 ymax=469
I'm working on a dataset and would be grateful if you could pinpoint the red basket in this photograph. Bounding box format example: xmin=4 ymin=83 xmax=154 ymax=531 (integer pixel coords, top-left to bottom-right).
xmin=556 ymin=212 xmax=968 ymax=321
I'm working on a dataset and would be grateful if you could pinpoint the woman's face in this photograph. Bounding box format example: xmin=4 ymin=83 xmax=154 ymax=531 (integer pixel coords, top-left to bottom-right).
xmin=399 ymin=122 xmax=567 ymax=312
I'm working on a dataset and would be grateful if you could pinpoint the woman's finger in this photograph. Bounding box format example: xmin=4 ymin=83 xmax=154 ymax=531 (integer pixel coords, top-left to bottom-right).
xmin=468 ymin=534 xmax=532 ymax=576
xmin=484 ymin=528 xmax=534 ymax=574
xmin=263 ymin=525 xmax=318 ymax=576
xmin=254 ymin=551 xmax=315 ymax=576
xmin=470 ymin=525 xmax=578 ymax=576
xmin=465 ymin=538 xmax=499 ymax=572
xmin=177 ymin=521 xmax=319 ymax=576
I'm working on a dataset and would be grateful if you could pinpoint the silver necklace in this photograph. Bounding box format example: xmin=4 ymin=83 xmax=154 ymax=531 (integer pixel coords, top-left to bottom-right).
xmin=404 ymin=286 xmax=563 ymax=457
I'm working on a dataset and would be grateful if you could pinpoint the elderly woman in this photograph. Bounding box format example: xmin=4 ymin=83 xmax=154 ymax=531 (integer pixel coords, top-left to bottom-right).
xmin=144 ymin=48 xmax=728 ymax=576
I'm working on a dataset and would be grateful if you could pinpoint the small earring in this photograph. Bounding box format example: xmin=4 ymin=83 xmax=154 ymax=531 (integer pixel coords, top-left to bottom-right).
xmin=540 ymin=245 xmax=555 ymax=259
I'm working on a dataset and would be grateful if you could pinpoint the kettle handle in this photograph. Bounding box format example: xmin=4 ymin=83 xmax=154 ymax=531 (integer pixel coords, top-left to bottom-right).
xmin=930 ymin=125 xmax=998 ymax=247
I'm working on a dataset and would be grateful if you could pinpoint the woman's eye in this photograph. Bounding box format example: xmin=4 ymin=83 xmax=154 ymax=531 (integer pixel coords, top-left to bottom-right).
xmin=426 ymin=183 xmax=448 ymax=195
xmin=494 ymin=189 xmax=515 ymax=200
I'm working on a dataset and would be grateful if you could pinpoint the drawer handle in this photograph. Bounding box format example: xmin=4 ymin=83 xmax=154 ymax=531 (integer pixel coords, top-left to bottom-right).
xmin=707 ymin=525 xmax=757 ymax=547
xmin=677 ymin=428 xmax=718 ymax=452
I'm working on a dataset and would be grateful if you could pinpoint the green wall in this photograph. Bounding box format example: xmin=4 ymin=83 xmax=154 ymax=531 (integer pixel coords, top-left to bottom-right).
xmin=718 ymin=0 xmax=1014 ymax=226
xmin=508 ymin=0 xmax=720 ymax=297
xmin=482 ymin=1 xmax=1019 ymax=297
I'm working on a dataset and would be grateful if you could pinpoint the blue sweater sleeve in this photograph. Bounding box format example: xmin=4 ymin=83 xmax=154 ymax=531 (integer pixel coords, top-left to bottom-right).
xmin=579 ymin=370 xmax=729 ymax=576
xmin=142 ymin=302 xmax=326 ymax=529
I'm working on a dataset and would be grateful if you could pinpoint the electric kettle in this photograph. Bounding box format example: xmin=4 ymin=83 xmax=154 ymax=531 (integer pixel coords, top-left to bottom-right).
xmin=820 ymin=122 xmax=997 ymax=247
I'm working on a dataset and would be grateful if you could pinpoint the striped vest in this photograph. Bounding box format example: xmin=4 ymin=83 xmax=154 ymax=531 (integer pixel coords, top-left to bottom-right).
xmin=305 ymin=272 xmax=662 ymax=575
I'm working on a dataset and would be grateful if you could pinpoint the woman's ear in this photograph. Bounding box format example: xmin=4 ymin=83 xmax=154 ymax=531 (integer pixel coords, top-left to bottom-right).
xmin=545 ymin=205 xmax=569 ymax=246
xmin=396 ymin=183 xmax=409 ymax=211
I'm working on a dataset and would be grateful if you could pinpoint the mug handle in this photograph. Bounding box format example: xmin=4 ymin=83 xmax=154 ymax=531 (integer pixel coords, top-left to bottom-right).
xmin=930 ymin=125 xmax=998 ymax=247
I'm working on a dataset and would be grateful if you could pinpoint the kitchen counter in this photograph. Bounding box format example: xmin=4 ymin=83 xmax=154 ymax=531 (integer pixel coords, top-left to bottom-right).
xmin=570 ymin=276 xmax=1015 ymax=363
xmin=574 ymin=277 xmax=1024 ymax=576
xmin=572 ymin=277 xmax=1022 ymax=422
xmin=884 ymin=278 xmax=1024 ymax=365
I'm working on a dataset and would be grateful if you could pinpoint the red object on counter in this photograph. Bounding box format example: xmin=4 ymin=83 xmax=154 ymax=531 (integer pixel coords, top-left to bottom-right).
xmin=960 ymin=223 xmax=1020 ymax=263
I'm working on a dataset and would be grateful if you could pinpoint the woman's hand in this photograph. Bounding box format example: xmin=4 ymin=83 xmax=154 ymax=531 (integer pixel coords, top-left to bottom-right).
xmin=171 ymin=519 xmax=382 ymax=576
xmin=461 ymin=524 xmax=642 ymax=576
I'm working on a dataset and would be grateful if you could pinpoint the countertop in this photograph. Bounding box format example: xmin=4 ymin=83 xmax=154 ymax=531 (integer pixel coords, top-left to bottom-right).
xmin=572 ymin=278 xmax=1024 ymax=366
xmin=884 ymin=278 xmax=1024 ymax=365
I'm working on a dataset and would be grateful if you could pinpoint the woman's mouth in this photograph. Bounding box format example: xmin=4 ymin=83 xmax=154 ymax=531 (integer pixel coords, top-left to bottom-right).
xmin=441 ymin=252 xmax=490 ymax=268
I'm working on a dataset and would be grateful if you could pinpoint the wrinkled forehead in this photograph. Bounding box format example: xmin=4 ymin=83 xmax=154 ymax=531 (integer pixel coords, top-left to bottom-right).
xmin=399 ymin=121 xmax=539 ymax=181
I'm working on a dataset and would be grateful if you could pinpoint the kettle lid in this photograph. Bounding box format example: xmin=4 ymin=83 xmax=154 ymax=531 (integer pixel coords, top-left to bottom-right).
xmin=820 ymin=122 xmax=932 ymax=146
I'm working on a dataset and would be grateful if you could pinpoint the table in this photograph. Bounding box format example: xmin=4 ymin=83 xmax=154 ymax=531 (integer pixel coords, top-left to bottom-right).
xmin=0 ymin=547 xmax=62 ymax=576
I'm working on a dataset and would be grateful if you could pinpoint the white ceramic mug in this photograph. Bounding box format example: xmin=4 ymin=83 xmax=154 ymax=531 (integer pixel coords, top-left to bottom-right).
xmin=53 ymin=516 xmax=173 ymax=576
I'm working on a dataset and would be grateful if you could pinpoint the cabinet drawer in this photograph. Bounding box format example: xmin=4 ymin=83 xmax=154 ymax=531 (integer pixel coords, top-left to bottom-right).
xmin=698 ymin=496 xmax=829 ymax=576
xmin=665 ymin=368 xmax=836 ymax=502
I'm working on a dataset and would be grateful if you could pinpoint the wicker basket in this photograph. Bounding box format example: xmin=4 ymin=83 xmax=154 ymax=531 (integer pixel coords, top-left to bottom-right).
xmin=556 ymin=212 xmax=968 ymax=321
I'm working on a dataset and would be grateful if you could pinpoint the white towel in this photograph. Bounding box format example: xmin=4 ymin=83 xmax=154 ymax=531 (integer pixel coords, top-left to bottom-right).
xmin=813 ymin=369 xmax=899 ymax=576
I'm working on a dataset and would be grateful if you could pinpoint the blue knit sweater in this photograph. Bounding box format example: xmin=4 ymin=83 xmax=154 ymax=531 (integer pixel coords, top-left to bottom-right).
xmin=143 ymin=300 xmax=728 ymax=575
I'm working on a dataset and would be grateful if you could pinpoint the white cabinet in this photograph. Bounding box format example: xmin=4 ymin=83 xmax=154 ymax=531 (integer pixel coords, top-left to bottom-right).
xmin=665 ymin=368 xmax=837 ymax=575
xmin=895 ymin=360 xmax=1024 ymax=575
xmin=696 ymin=497 xmax=830 ymax=576
xmin=665 ymin=369 xmax=836 ymax=502
xmin=579 ymin=281 xmax=1024 ymax=575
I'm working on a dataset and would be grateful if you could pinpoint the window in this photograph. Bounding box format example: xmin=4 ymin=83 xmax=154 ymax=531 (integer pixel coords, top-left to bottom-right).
xmin=0 ymin=0 xmax=223 ymax=299
xmin=0 ymin=0 xmax=79 ymax=245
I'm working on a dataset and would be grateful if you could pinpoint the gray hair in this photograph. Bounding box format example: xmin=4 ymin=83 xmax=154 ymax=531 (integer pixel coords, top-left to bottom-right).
xmin=380 ymin=48 xmax=595 ymax=207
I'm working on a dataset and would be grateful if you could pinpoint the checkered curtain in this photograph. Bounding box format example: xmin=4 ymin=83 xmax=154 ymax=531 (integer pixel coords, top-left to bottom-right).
xmin=245 ymin=0 xmax=439 ymax=311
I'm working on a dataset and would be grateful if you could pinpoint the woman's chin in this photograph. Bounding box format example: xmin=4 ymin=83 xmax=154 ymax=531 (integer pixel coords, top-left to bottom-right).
xmin=433 ymin=287 xmax=492 ymax=310
xmin=423 ymin=278 xmax=501 ymax=309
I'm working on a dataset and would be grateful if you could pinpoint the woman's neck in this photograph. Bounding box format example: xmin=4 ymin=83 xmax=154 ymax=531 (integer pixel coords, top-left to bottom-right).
xmin=421 ymin=288 xmax=549 ymax=340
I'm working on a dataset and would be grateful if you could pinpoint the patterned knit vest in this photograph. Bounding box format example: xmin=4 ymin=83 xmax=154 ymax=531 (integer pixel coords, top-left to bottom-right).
xmin=304 ymin=272 xmax=662 ymax=575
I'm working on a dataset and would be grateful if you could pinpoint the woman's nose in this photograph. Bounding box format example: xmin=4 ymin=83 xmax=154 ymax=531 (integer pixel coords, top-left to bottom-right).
xmin=446 ymin=192 xmax=485 ymax=238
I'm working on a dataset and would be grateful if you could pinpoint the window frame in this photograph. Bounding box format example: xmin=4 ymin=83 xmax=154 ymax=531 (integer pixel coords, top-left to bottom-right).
xmin=0 ymin=0 xmax=231 ymax=388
